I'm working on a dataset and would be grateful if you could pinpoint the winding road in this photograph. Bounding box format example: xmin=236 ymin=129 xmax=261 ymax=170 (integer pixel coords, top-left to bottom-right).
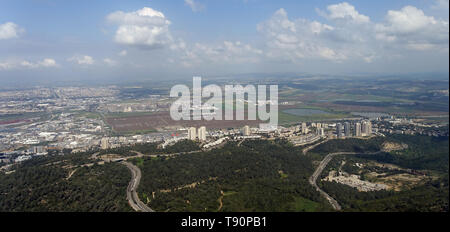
xmin=93 ymin=148 xmax=217 ymax=212
xmin=308 ymin=151 xmax=382 ymax=211
xmin=309 ymin=152 xmax=357 ymax=211
xmin=85 ymin=138 xmax=256 ymax=212
xmin=122 ymin=161 xmax=154 ymax=212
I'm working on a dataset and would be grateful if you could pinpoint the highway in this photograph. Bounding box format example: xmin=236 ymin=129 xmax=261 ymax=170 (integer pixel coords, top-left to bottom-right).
xmin=92 ymin=140 xmax=230 ymax=212
xmin=122 ymin=161 xmax=154 ymax=212
xmin=309 ymin=151 xmax=382 ymax=211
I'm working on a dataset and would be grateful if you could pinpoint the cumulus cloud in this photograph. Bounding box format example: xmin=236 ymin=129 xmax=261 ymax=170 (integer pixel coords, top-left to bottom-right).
xmin=382 ymin=6 xmax=438 ymax=33
xmin=185 ymin=0 xmax=205 ymax=12
xmin=39 ymin=58 xmax=58 ymax=67
xmin=170 ymin=40 xmax=263 ymax=67
xmin=0 ymin=58 xmax=58 ymax=70
xmin=68 ymin=55 xmax=95 ymax=65
xmin=103 ymin=58 xmax=117 ymax=66
xmin=102 ymin=2 xmax=447 ymax=71
xmin=375 ymin=6 xmax=449 ymax=51
xmin=0 ymin=61 xmax=15 ymax=70
xmin=257 ymin=8 xmax=347 ymax=62
xmin=22 ymin=58 xmax=58 ymax=68
xmin=107 ymin=7 xmax=173 ymax=49
xmin=432 ymin=0 xmax=449 ymax=10
xmin=319 ymin=2 xmax=370 ymax=24
xmin=257 ymin=2 xmax=448 ymax=65
xmin=0 ymin=22 xmax=24 ymax=40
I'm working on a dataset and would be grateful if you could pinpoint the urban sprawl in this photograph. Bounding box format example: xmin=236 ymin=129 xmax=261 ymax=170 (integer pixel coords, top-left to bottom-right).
xmin=0 ymin=87 xmax=448 ymax=167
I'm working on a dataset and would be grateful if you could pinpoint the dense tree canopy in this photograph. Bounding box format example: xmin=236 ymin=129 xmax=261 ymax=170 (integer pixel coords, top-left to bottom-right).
xmin=0 ymin=135 xmax=447 ymax=212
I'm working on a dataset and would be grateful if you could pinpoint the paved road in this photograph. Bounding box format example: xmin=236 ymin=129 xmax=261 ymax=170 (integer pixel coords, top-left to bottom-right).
xmin=122 ymin=161 xmax=154 ymax=212
xmin=94 ymin=142 xmax=229 ymax=212
xmin=237 ymin=139 xmax=245 ymax=147
xmin=302 ymin=139 xmax=329 ymax=155
xmin=90 ymin=152 xmax=100 ymax=159
xmin=119 ymin=150 xmax=203 ymax=161
xmin=309 ymin=151 xmax=382 ymax=211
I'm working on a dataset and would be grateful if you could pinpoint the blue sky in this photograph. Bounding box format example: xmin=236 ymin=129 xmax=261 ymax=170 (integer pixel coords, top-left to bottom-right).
xmin=0 ymin=0 xmax=448 ymax=83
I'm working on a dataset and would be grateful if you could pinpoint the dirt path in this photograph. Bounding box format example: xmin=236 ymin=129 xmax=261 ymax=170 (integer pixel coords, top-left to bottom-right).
xmin=66 ymin=168 xmax=77 ymax=180
xmin=217 ymin=190 xmax=224 ymax=211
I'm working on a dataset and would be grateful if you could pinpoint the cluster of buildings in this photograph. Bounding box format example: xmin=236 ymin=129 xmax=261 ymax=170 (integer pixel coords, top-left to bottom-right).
xmin=99 ymin=132 xmax=174 ymax=150
xmin=0 ymin=86 xmax=122 ymax=154
xmin=336 ymin=120 xmax=372 ymax=138
xmin=0 ymin=86 xmax=176 ymax=165
xmin=0 ymin=146 xmax=48 ymax=165
xmin=0 ymin=112 xmax=107 ymax=152
xmin=187 ymin=125 xmax=264 ymax=143
xmin=187 ymin=126 xmax=207 ymax=141
xmin=203 ymin=137 xmax=229 ymax=149
xmin=0 ymin=87 xmax=118 ymax=115
xmin=1 ymin=85 xmax=448 ymax=167
xmin=373 ymin=118 xmax=448 ymax=137
xmin=323 ymin=170 xmax=389 ymax=192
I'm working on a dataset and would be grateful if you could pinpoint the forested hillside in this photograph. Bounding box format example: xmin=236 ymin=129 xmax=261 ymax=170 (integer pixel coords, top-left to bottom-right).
xmin=136 ymin=139 xmax=333 ymax=212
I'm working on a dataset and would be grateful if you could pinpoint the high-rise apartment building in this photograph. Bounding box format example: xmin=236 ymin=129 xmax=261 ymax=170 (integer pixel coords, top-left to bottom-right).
xmin=301 ymin=122 xmax=308 ymax=134
xmin=344 ymin=122 xmax=351 ymax=137
xmin=242 ymin=125 xmax=250 ymax=136
xmin=101 ymin=138 xmax=109 ymax=149
xmin=336 ymin=123 xmax=343 ymax=138
xmin=362 ymin=121 xmax=372 ymax=136
xmin=318 ymin=128 xmax=325 ymax=136
xmin=198 ymin=126 xmax=207 ymax=141
xmin=188 ymin=127 xmax=197 ymax=140
xmin=355 ymin=123 xmax=362 ymax=137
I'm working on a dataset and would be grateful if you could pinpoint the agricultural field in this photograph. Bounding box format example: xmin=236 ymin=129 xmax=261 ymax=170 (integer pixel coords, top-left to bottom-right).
xmin=276 ymin=77 xmax=449 ymax=118
xmin=104 ymin=111 xmax=265 ymax=133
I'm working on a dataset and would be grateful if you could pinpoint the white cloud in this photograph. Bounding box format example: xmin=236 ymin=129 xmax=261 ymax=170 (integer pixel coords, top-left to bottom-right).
xmin=184 ymin=0 xmax=205 ymax=12
xmin=39 ymin=58 xmax=58 ymax=67
xmin=68 ymin=55 xmax=95 ymax=65
xmin=118 ymin=50 xmax=127 ymax=56
xmin=101 ymin=3 xmax=448 ymax=72
xmin=256 ymin=3 xmax=449 ymax=65
xmin=20 ymin=61 xmax=38 ymax=68
xmin=0 ymin=61 xmax=15 ymax=70
xmin=320 ymin=2 xmax=370 ymax=24
xmin=0 ymin=58 xmax=58 ymax=70
xmin=257 ymin=8 xmax=347 ymax=62
xmin=103 ymin=58 xmax=117 ymax=66
xmin=0 ymin=22 xmax=24 ymax=40
xmin=21 ymin=59 xmax=58 ymax=68
xmin=382 ymin=6 xmax=438 ymax=33
xmin=375 ymin=6 xmax=449 ymax=51
xmin=310 ymin=21 xmax=335 ymax=34
xmin=406 ymin=43 xmax=437 ymax=51
xmin=172 ymin=40 xmax=263 ymax=67
xmin=432 ymin=0 xmax=449 ymax=10
xmin=107 ymin=7 xmax=173 ymax=49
